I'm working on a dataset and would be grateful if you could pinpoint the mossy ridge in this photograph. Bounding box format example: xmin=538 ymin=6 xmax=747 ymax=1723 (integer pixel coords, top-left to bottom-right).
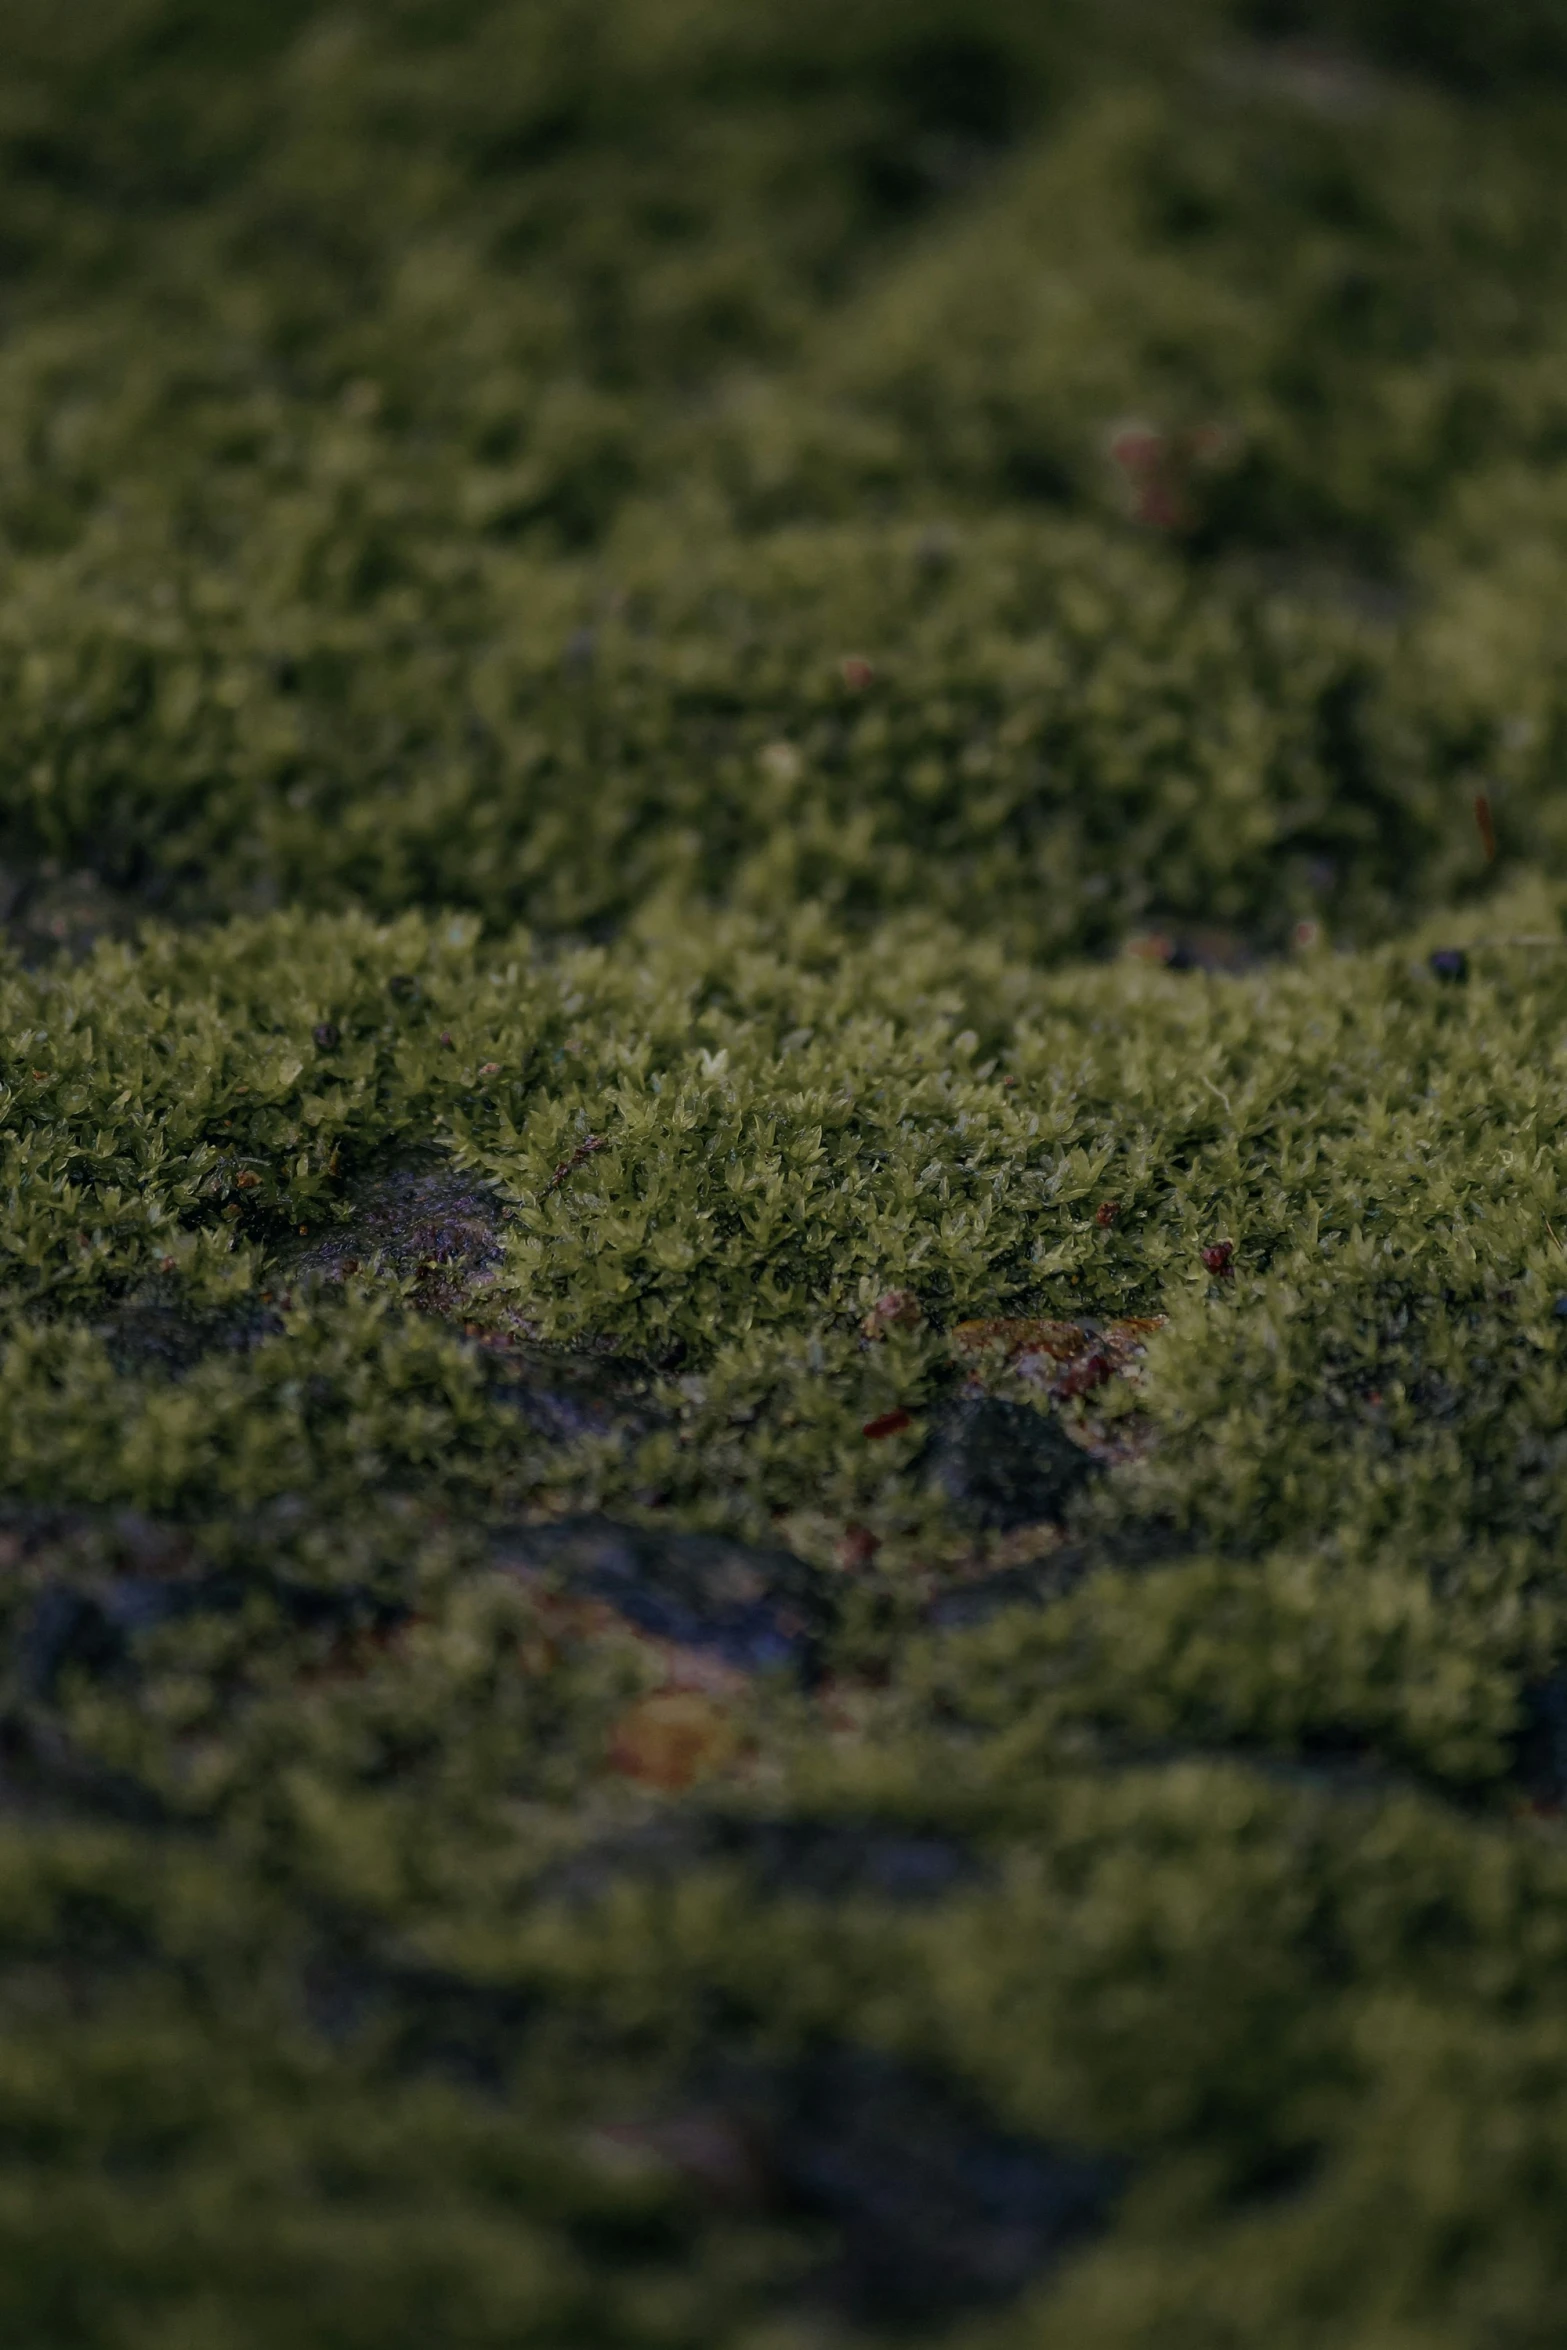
xmin=0 ymin=500 xmax=1458 ymax=952
xmin=4 ymin=895 xmax=1567 ymax=2337
xmin=5 ymin=1 xmax=1567 ymax=2342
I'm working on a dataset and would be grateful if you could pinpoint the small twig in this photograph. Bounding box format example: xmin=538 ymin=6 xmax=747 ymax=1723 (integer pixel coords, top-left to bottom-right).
xmin=545 ymin=1134 xmax=608 ymax=1193
xmin=1475 ymin=792 xmax=1497 ymax=863
xmin=1548 ymin=1219 xmax=1565 ymax=1261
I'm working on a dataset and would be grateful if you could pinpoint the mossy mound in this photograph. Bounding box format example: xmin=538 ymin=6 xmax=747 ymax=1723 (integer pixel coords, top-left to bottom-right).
xmin=6 ymin=7 xmax=1567 ymax=2345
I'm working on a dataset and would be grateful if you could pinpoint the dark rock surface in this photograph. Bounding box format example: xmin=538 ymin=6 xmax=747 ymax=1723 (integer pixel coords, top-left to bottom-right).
xmin=0 ymin=860 xmax=154 ymax=966
xmin=926 ymin=1397 xmax=1098 ymax=1531
xmin=17 ymin=1578 xmax=230 ymax=1700
xmin=284 ymin=1151 xmax=660 ymax=1436
xmin=492 ymin=1517 xmax=833 ymax=1678
xmin=14 ymin=1559 xmax=409 ymax=1702
xmin=488 ymin=1345 xmax=661 ymax=1445
xmin=686 ymin=2044 xmax=1125 ymax=2325
xmin=94 ymin=1301 xmax=286 ymax=1377
xmin=284 ymin=1150 xmax=508 ymax=1309
xmin=1514 ymin=1670 xmax=1567 ymax=1806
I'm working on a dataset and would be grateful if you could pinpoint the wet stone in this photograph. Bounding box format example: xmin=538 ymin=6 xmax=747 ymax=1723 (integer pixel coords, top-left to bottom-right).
xmin=283 ymin=1150 xmax=507 ymax=1313
xmin=688 ymin=2045 xmax=1125 ymax=2325
xmin=927 ymin=1397 xmax=1097 ymax=1532
xmin=492 ymin=1517 xmax=833 ymax=1678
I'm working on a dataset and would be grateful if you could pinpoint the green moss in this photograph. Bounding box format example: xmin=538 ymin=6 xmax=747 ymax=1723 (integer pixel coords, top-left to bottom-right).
xmin=6 ymin=5 xmax=1567 ymax=2343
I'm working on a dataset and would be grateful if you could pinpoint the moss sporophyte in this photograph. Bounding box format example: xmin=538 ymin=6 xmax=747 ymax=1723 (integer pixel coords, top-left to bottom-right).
xmin=5 ymin=3 xmax=1567 ymax=2344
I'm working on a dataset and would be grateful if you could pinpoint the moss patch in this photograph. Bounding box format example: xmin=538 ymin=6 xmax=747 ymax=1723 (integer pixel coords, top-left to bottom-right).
xmin=6 ymin=5 xmax=1567 ymax=2344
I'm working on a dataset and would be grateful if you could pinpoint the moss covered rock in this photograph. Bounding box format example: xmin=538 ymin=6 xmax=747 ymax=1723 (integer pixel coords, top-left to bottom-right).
xmin=5 ymin=6 xmax=1567 ymax=2344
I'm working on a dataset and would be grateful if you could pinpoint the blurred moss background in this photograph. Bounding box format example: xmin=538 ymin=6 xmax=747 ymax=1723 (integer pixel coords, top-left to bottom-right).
xmin=4 ymin=0 xmax=1567 ymax=955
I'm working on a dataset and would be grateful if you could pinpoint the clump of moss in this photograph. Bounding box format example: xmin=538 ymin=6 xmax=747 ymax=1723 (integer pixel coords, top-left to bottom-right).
xmin=6 ymin=6 xmax=1567 ymax=2346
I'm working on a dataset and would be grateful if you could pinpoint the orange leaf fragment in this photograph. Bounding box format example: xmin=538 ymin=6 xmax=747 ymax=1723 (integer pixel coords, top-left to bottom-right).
xmin=1102 ymin=1317 xmax=1166 ymax=1351
xmin=608 ymin=1691 xmax=739 ymax=1792
xmin=952 ymin=1318 xmax=1088 ymax=1363
xmin=546 ymin=1133 xmax=609 ymax=1192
